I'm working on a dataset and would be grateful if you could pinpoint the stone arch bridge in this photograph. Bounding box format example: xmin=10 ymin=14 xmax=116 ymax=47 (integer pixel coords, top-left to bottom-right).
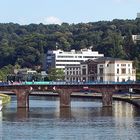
xmin=0 ymin=83 xmax=140 ymax=108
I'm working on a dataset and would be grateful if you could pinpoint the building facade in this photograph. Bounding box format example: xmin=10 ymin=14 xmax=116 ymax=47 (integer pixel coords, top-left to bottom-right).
xmin=65 ymin=65 xmax=81 ymax=82
xmin=96 ymin=58 xmax=136 ymax=82
xmin=80 ymin=59 xmax=98 ymax=82
xmin=67 ymin=57 xmax=136 ymax=83
xmin=7 ymin=69 xmax=48 ymax=82
xmin=44 ymin=49 xmax=104 ymax=72
xmin=132 ymin=35 xmax=140 ymax=43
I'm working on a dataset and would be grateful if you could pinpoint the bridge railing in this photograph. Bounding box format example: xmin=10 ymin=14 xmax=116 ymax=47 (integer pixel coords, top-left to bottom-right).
xmin=19 ymin=81 xmax=137 ymax=85
xmin=0 ymin=80 xmax=138 ymax=86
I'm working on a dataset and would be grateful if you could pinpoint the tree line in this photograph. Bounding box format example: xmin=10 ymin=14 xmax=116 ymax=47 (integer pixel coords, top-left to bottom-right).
xmin=0 ymin=19 xmax=140 ymax=80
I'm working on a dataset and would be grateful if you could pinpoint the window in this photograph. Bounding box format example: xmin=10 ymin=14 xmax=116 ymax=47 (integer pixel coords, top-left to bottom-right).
xmin=117 ymin=77 xmax=119 ymax=82
xmin=83 ymin=56 xmax=95 ymax=58
xmin=57 ymin=55 xmax=74 ymax=58
xmin=78 ymin=56 xmax=82 ymax=58
xmin=82 ymin=69 xmax=86 ymax=75
xmin=100 ymin=77 xmax=103 ymax=82
xmin=128 ymin=69 xmax=131 ymax=74
xmin=76 ymin=71 xmax=79 ymax=75
xmin=122 ymin=78 xmax=125 ymax=82
xmin=82 ymin=66 xmax=86 ymax=68
xmin=121 ymin=68 xmax=126 ymax=74
xmin=121 ymin=64 xmax=126 ymax=67
xmin=117 ymin=69 xmax=119 ymax=74
xmin=99 ymin=68 xmax=103 ymax=74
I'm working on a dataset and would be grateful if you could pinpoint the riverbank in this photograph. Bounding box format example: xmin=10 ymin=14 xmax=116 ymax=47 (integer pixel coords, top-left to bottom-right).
xmin=0 ymin=93 xmax=11 ymax=105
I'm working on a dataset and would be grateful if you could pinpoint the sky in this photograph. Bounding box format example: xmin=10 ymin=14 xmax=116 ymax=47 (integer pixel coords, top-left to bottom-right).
xmin=0 ymin=0 xmax=140 ymax=25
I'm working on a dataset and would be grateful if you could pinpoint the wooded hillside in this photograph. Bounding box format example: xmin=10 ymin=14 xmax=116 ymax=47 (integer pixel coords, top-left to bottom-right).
xmin=0 ymin=19 xmax=140 ymax=69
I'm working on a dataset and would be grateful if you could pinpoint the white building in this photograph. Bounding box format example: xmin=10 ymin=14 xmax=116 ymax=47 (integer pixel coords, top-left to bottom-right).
xmin=132 ymin=35 xmax=140 ymax=43
xmin=96 ymin=58 xmax=136 ymax=82
xmin=44 ymin=48 xmax=104 ymax=72
xmin=80 ymin=58 xmax=136 ymax=82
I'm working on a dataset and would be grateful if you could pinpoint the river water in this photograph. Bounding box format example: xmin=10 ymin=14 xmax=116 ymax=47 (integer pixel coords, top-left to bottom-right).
xmin=0 ymin=95 xmax=140 ymax=140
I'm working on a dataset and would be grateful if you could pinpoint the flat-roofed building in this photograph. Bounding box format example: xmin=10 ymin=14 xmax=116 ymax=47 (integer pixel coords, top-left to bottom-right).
xmin=44 ymin=48 xmax=104 ymax=72
xmin=132 ymin=35 xmax=140 ymax=43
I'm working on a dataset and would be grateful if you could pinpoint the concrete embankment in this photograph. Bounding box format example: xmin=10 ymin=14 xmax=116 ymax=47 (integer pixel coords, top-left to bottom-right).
xmin=0 ymin=93 xmax=11 ymax=105
xmin=113 ymin=94 xmax=140 ymax=107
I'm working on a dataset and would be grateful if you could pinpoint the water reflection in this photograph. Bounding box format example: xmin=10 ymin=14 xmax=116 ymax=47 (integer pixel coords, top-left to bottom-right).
xmin=113 ymin=101 xmax=139 ymax=140
xmin=16 ymin=108 xmax=29 ymax=119
xmin=101 ymin=107 xmax=113 ymax=116
xmin=114 ymin=101 xmax=135 ymax=117
xmin=0 ymin=111 xmax=2 ymax=140
xmin=59 ymin=107 xmax=72 ymax=118
xmin=0 ymin=111 xmax=2 ymax=118
xmin=1 ymin=96 xmax=140 ymax=140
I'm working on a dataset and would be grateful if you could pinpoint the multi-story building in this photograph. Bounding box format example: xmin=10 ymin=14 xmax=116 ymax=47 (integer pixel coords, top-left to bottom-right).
xmin=78 ymin=57 xmax=136 ymax=82
xmin=132 ymin=35 xmax=140 ymax=43
xmin=80 ymin=59 xmax=98 ymax=82
xmin=96 ymin=57 xmax=136 ymax=82
xmin=44 ymin=48 xmax=104 ymax=72
xmin=65 ymin=65 xmax=81 ymax=82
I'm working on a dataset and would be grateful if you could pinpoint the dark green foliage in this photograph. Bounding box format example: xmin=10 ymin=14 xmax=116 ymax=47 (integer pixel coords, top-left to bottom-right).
xmin=48 ymin=68 xmax=64 ymax=81
xmin=0 ymin=19 xmax=140 ymax=70
xmin=0 ymin=65 xmax=14 ymax=81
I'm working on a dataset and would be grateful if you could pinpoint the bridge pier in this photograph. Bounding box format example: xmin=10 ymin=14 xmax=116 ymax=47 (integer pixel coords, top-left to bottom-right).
xmin=58 ymin=89 xmax=72 ymax=108
xmin=17 ymin=108 xmax=29 ymax=118
xmin=102 ymin=92 xmax=113 ymax=107
xmin=13 ymin=89 xmax=30 ymax=108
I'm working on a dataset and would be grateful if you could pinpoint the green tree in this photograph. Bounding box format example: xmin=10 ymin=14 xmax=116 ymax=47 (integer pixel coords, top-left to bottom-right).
xmin=0 ymin=65 xmax=14 ymax=81
xmin=109 ymin=33 xmax=125 ymax=58
xmin=48 ymin=68 xmax=64 ymax=81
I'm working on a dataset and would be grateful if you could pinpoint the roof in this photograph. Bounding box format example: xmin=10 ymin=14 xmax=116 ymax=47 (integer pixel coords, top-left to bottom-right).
xmin=81 ymin=57 xmax=133 ymax=64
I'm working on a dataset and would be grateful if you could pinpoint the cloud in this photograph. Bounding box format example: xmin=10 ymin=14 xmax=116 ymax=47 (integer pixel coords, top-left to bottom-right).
xmin=43 ymin=16 xmax=62 ymax=25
